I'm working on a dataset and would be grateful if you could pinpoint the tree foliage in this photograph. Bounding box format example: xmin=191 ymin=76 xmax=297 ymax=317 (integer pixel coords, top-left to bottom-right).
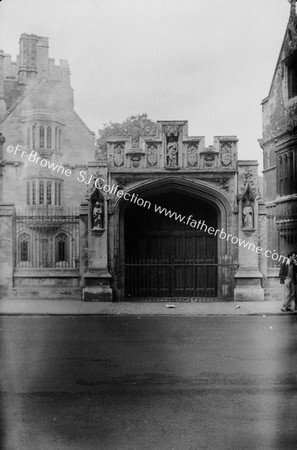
xmin=96 ymin=113 xmax=157 ymax=157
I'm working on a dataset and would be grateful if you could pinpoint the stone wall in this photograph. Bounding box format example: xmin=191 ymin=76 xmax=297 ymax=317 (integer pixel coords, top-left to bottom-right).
xmin=0 ymin=204 xmax=14 ymax=297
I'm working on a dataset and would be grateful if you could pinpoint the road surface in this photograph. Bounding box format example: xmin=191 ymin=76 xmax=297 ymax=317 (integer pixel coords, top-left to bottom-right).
xmin=1 ymin=315 xmax=297 ymax=449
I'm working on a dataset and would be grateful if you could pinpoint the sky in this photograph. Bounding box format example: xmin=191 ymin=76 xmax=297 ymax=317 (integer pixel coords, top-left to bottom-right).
xmin=0 ymin=0 xmax=291 ymax=170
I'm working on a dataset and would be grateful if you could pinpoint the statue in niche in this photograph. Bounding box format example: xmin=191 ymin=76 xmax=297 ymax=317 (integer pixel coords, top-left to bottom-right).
xmin=242 ymin=200 xmax=254 ymax=229
xmin=92 ymin=201 xmax=103 ymax=229
xmin=166 ymin=136 xmax=178 ymax=167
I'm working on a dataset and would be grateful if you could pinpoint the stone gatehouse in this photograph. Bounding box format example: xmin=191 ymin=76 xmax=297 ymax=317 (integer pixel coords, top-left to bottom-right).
xmin=82 ymin=120 xmax=265 ymax=302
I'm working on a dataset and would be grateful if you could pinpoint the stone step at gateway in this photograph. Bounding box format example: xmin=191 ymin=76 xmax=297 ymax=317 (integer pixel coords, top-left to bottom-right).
xmin=11 ymin=287 xmax=82 ymax=300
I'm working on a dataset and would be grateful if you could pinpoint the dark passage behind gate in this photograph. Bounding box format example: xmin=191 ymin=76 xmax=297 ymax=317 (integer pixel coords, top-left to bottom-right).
xmin=124 ymin=191 xmax=218 ymax=300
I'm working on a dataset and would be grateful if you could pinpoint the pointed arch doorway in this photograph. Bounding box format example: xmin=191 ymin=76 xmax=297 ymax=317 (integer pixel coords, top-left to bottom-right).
xmin=124 ymin=191 xmax=218 ymax=300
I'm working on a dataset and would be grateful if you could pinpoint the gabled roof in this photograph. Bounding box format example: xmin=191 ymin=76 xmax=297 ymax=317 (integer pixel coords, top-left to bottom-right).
xmin=263 ymin=3 xmax=297 ymax=102
xmin=0 ymin=76 xmax=94 ymax=135
xmin=0 ymin=76 xmax=55 ymax=124
xmin=73 ymin=110 xmax=94 ymax=136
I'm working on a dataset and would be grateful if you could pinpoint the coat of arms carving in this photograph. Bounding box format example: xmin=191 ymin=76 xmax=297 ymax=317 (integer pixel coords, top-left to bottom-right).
xmin=147 ymin=144 xmax=158 ymax=166
xmin=130 ymin=154 xmax=141 ymax=168
xmin=187 ymin=144 xmax=198 ymax=167
xmin=221 ymin=143 xmax=232 ymax=166
xmin=114 ymin=143 xmax=125 ymax=167
xmin=204 ymin=153 xmax=215 ymax=168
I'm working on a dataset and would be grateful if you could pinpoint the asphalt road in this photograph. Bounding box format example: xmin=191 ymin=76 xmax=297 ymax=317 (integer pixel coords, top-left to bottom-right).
xmin=1 ymin=315 xmax=297 ymax=450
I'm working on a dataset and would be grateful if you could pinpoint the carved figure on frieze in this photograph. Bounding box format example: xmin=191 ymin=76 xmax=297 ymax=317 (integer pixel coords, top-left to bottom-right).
xmin=131 ymin=137 xmax=139 ymax=148
xmin=147 ymin=144 xmax=158 ymax=166
xmin=221 ymin=142 xmax=232 ymax=166
xmin=114 ymin=143 xmax=125 ymax=167
xmin=166 ymin=137 xmax=178 ymax=167
xmin=242 ymin=200 xmax=254 ymax=229
xmin=187 ymin=144 xmax=198 ymax=167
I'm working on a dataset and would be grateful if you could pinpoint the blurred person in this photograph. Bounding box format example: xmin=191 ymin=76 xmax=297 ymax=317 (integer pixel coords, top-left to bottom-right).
xmin=279 ymin=251 xmax=297 ymax=312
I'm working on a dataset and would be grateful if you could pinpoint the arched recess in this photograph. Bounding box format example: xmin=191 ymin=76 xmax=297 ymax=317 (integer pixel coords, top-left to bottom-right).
xmin=109 ymin=176 xmax=235 ymax=301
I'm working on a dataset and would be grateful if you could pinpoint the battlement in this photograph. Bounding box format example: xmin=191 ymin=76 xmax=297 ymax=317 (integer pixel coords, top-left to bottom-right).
xmin=0 ymin=34 xmax=70 ymax=86
xmin=107 ymin=120 xmax=238 ymax=171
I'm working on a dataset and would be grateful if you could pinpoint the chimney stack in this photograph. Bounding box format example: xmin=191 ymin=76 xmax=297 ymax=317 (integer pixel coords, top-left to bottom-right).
xmin=36 ymin=36 xmax=49 ymax=78
xmin=18 ymin=34 xmax=38 ymax=84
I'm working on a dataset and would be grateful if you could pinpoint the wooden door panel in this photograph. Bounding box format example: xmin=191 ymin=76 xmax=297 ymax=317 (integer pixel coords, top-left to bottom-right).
xmin=124 ymin=193 xmax=218 ymax=299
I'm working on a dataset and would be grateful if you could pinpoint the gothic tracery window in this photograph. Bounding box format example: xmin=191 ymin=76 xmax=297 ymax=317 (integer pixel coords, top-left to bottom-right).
xmin=32 ymin=180 xmax=36 ymax=205
xmin=47 ymin=181 xmax=52 ymax=205
xmin=19 ymin=233 xmax=29 ymax=262
xmin=40 ymin=126 xmax=45 ymax=149
xmin=47 ymin=126 xmax=52 ymax=149
xmin=55 ymin=233 xmax=68 ymax=262
xmin=25 ymin=180 xmax=62 ymax=206
xmin=39 ymin=180 xmax=44 ymax=205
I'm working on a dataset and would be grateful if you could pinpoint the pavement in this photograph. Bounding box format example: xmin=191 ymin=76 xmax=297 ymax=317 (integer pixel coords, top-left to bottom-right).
xmin=0 ymin=298 xmax=293 ymax=315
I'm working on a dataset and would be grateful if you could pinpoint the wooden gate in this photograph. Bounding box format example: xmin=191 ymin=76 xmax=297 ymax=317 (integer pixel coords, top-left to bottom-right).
xmin=124 ymin=192 xmax=218 ymax=300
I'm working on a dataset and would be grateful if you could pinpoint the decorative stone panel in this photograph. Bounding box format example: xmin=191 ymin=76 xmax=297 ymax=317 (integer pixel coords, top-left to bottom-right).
xmin=113 ymin=143 xmax=125 ymax=167
xmin=200 ymin=151 xmax=218 ymax=169
xmin=126 ymin=151 xmax=145 ymax=168
xmin=186 ymin=143 xmax=199 ymax=167
xmin=146 ymin=143 xmax=158 ymax=167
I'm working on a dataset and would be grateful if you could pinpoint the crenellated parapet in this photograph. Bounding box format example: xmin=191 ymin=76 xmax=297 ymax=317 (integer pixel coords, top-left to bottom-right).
xmin=107 ymin=121 xmax=238 ymax=172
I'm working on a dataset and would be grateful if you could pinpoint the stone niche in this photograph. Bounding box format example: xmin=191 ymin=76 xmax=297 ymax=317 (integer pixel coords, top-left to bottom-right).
xmin=234 ymin=161 xmax=264 ymax=302
xmin=82 ymin=163 xmax=112 ymax=302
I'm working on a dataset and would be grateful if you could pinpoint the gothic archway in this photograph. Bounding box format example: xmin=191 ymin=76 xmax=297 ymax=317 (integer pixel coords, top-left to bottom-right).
xmin=110 ymin=177 xmax=235 ymax=301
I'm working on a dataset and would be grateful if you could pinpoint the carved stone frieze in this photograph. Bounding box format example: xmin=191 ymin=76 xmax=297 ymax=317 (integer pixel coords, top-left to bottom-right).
xmin=162 ymin=124 xmax=182 ymax=136
xmin=114 ymin=177 xmax=131 ymax=190
xmin=238 ymin=167 xmax=260 ymax=201
xmin=220 ymin=178 xmax=230 ymax=191
xmin=197 ymin=177 xmax=230 ymax=187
